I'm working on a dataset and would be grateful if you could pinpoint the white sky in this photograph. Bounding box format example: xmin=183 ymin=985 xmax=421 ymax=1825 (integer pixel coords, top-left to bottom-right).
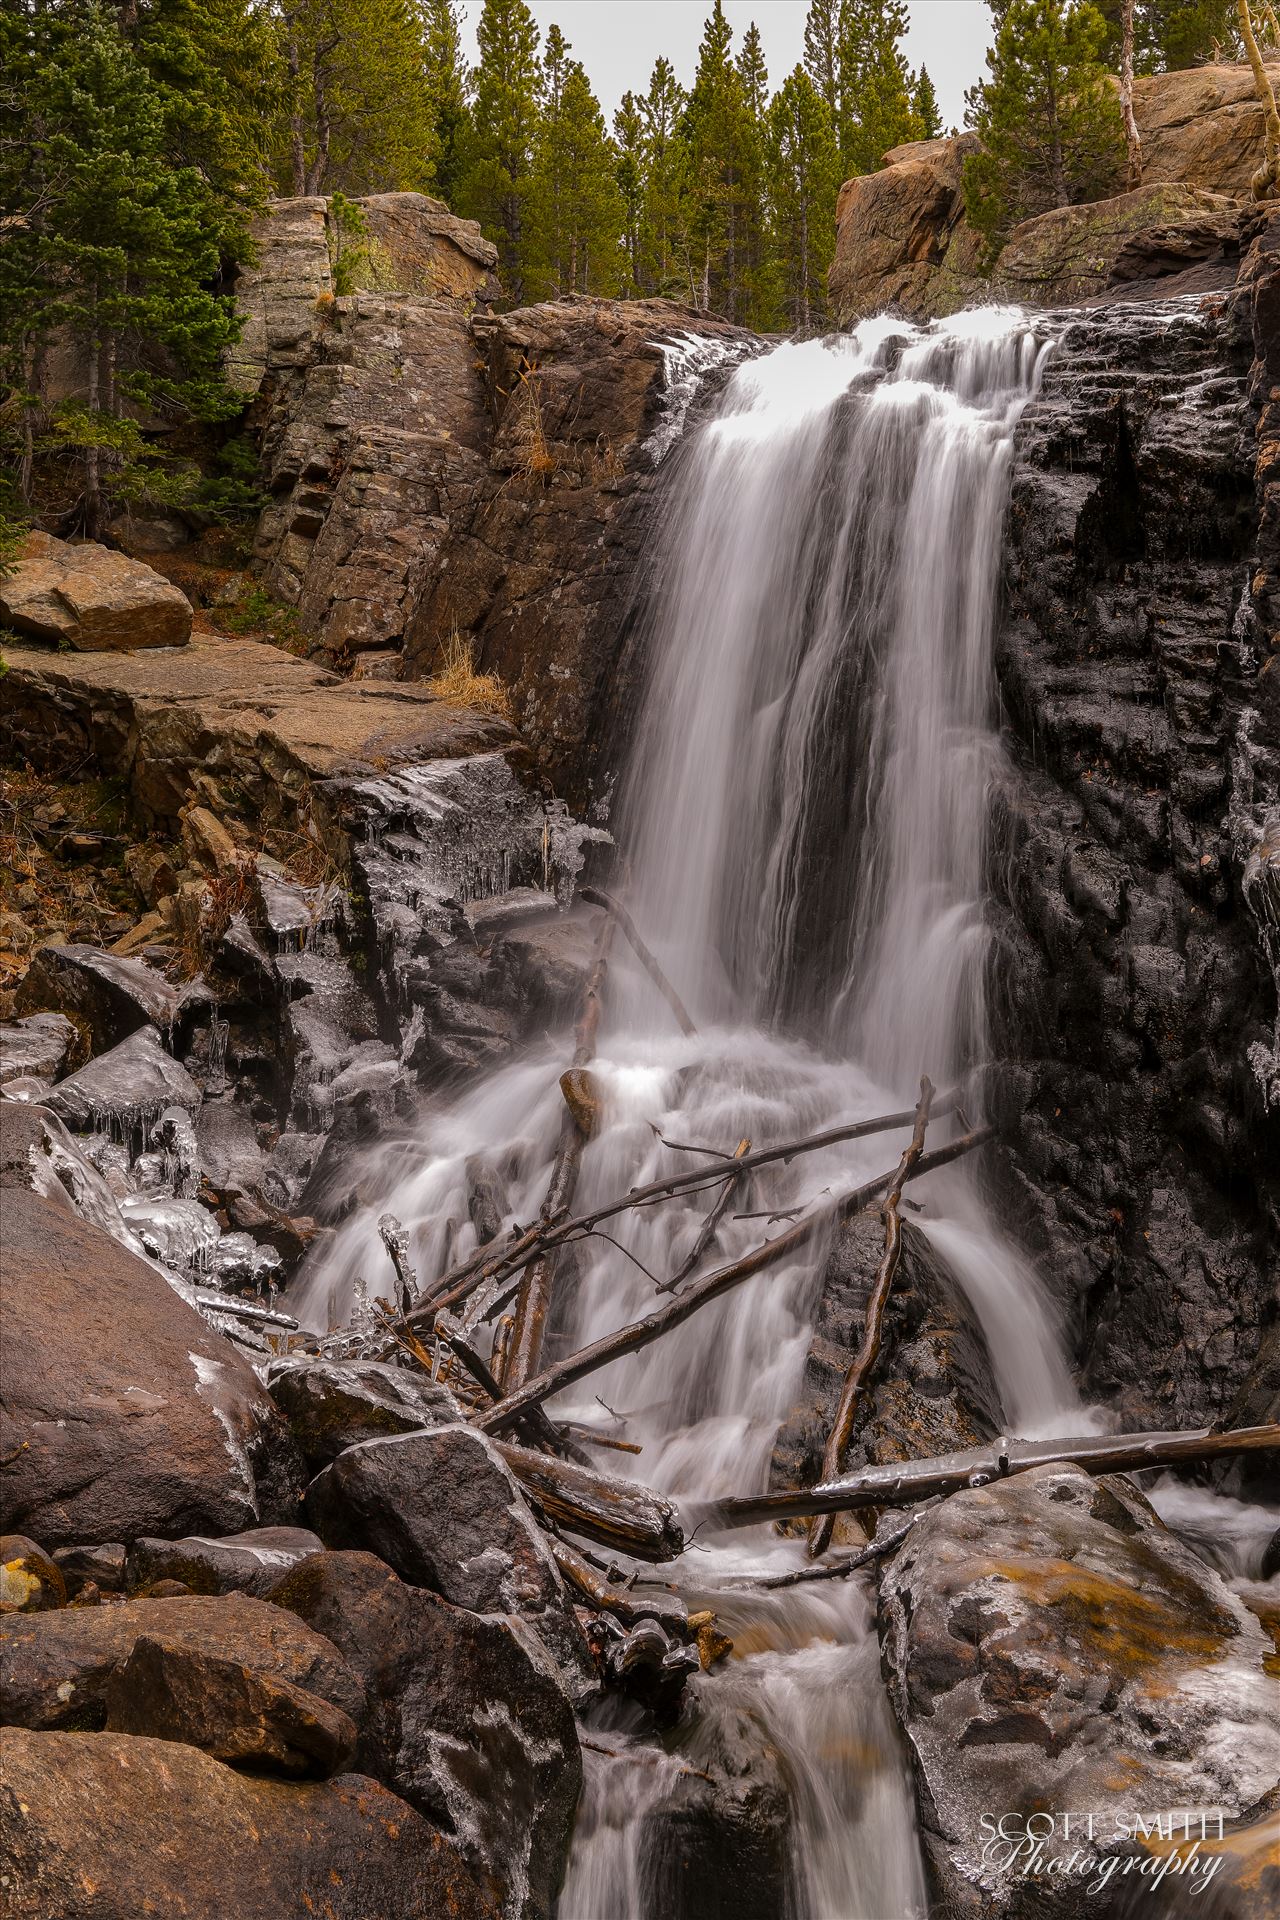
xmin=459 ymin=1 xmax=992 ymax=137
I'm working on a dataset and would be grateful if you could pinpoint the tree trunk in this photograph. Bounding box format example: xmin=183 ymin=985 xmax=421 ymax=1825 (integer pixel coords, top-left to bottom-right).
xmin=83 ymin=306 xmax=103 ymax=540
xmin=1119 ymin=0 xmax=1142 ymax=189
xmin=305 ymin=48 xmax=331 ymax=196
xmin=1239 ymin=0 xmax=1280 ymax=199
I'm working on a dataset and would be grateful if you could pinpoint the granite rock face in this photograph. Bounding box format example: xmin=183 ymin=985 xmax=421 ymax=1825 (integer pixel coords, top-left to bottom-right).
xmin=829 ymin=62 xmax=1279 ymax=324
xmin=988 ymin=269 xmax=1280 ymax=1430
xmin=879 ymin=1465 xmax=1280 ymax=1918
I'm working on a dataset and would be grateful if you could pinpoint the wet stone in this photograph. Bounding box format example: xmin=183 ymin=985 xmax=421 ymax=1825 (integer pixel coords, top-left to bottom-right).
xmin=15 ymin=942 xmax=180 ymax=1052
xmin=45 ymin=1025 xmax=202 ymax=1141
xmin=0 ymin=1536 xmax=68 ymax=1613
xmin=125 ymin=1527 xmax=324 ymax=1600
xmin=0 ymin=1012 xmax=79 ymax=1086
xmin=266 ymin=1357 xmax=463 ymax=1470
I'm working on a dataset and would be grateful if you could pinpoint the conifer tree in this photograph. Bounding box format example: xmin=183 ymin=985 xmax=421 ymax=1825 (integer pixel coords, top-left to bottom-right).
xmin=530 ymin=33 xmax=625 ymax=296
xmin=614 ymin=89 xmax=646 ymax=292
xmin=840 ymin=0 xmax=919 ymax=174
xmin=277 ymin=0 xmax=437 ymax=196
xmin=636 ymin=56 xmax=696 ymax=300
xmin=964 ymin=0 xmax=1124 ymax=254
xmin=734 ymin=22 xmax=773 ymax=323
xmin=1 ymin=0 xmax=242 ymax=533
xmin=460 ymin=0 xmax=542 ymax=300
xmin=422 ymin=0 xmax=471 ymax=209
xmin=685 ymin=1 xmax=751 ymax=317
xmin=913 ymin=66 xmax=943 ymax=137
xmin=765 ymin=64 xmax=842 ymax=330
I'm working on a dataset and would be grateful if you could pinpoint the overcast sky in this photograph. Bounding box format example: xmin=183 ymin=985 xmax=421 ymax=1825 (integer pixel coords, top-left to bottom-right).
xmin=459 ymin=1 xmax=992 ymax=137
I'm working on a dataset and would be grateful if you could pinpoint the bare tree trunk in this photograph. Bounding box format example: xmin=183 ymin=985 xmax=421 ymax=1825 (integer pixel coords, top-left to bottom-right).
xmin=83 ymin=305 xmax=103 ymax=540
xmin=1119 ymin=0 xmax=1142 ymax=189
xmin=1239 ymin=0 xmax=1280 ymax=200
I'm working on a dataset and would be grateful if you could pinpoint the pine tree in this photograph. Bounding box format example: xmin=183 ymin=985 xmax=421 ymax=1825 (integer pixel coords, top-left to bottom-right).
xmin=636 ymin=56 xmax=696 ymax=300
xmin=1 ymin=0 xmax=243 ymax=534
xmin=276 ymin=0 xmax=437 ymax=196
xmin=913 ymin=66 xmax=943 ymax=138
xmin=734 ymin=22 xmax=772 ymax=324
xmin=765 ymin=64 xmax=843 ymax=330
xmin=530 ymin=36 xmax=625 ymax=297
xmin=1095 ymin=0 xmax=1241 ymax=70
xmin=614 ymin=89 xmax=645 ymax=292
xmin=460 ymin=0 xmax=542 ymax=300
xmin=422 ymin=0 xmax=471 ymax=209
xmin=840 ymin=0 xmax=919 ymax=175
xmin=685 ymin=1 xmax=752 ymax=317
xmin=964 ymin=0 xmax=1125 ymax=255
xmin=804 ymin=0 xmax=844 ymax=116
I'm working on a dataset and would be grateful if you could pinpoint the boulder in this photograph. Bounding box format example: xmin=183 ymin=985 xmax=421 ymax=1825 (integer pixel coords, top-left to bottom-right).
xmin=302 ymin=1426 xmax=591 ymax=1693
xmin=0 ymin=531 xmax=191 ymax=650
xmin=0 ymin=1188 xmax=302 ymax=1547
xmin=124 ymin=1525 xmax=324 ymax=1599
xmin=828 ymin=133 xmax=984 ymax=324
xmin=44 ymin=1024 xmax=201 ymax=1137
xmin=879 ymin=1464 xmax=1280 ymax=1916
xmin=103 ymin=1633 xmax=358 ymax=1777
xmin=51 ymin=1542 xmax=126 ymax=1597
xmin=14 ymin=941 xmax=180 ymax=1049
xmin=0 ymin=1730 xmax=496 ymax=1920
xmin=995 ymin=183 xmax=1254 ymax=307
xmin=0 ymin=1534 xmax=67 ymax=1613
xmin=0 ymin=1589 xmax=363 ymax=1732
xmin=0 ymin=1011 xmax=79 ymax=1085
xmin=0 ymin=1100 xmax=145 ymax=1252
xmin=636 ymin=1704 xmax=793 ymax=1920
xmin=269 ymin=1549 xmax=582 ymax=1920
xmin=266 ymin=1356 xmax=464 ymax=1469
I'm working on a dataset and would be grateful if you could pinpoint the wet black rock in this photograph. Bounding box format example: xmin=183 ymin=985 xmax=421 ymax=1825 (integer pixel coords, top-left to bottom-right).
xmin=269 ymin=1548 xmax=582 ymax=1920
xmin=879 ymin=1463 xmax=1280 ymax=1918
xmin=51 ymin=1543 xmax=126 ymax=1597
xmin=124 ymin=1526 xmax=324 ymax=1599
xmin=991 ymin=289 xmax=1280 ymax=1430
xmin=15 ymin=942 xmax=180 ymax=1052
xmin=267 ymin=1356 xmax=463 ymax=1469
xmin=635 ymin=1702 xmax=793 ymax=1920
xmin=302 ymin=1426 xmax=592 ymax=1694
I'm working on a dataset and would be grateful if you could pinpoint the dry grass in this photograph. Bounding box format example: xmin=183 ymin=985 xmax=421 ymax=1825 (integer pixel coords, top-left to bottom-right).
xmin=507 ymin=364 xmax=558 ymax=480
xmin=425 ymin=630 xmax=513 ymax=723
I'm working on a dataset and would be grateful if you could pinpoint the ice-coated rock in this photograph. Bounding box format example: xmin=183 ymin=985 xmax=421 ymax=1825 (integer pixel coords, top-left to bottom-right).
xmin=0 ymin=1100 xmax=147 ymax=1254
xmin=120 ymin=1195 xmax=221 ymax=1275
xmin=15 ymin=941 xmax=180 ymax=1050
xmin=266 ymin=1357 xmax=463 ymax=1470
xmin=45 ymin=1025 xmax=201 ymax=1140
xmin=0 ymin=1011 xmax=78 ymax=1086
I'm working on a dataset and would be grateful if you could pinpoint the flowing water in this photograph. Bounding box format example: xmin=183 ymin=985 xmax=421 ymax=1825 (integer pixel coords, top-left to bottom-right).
xmin=298 ymin=310 xmax=1088 ymax=1917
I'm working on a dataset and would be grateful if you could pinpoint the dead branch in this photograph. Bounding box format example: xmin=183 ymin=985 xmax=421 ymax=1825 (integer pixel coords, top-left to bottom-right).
xmin=401 ymin=1090 xmax=961 ymax=1336
xmin=433 ymin=1309 xmax=592 ymax=1466
xmin=809 ymin=1077 xmax=934 ymax=1557
xmin=377 ymin=1212 xmax=416 ymax=1316
xmin=551 ymin=1536 xmax=690 ymax=1630
xmin=658 ymin=1137 xmax=751 ymax=1294
xmin=687 ymin=1424 xmax=1280 ymax=1532
xmin=497 ymin=1439 xmax=685 ymax=1561
xmin=725 ymin=1500 xmax=941 ymax=1590
xmin=504 ymin=909 xmax=614 ymax=1390
xmin=578 ymin=885 xmax=697 ymax=1036
xmin=478 ymin=1126 xmax=994 ymax=1437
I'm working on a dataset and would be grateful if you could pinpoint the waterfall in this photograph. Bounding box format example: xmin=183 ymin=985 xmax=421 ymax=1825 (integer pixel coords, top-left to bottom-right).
xmin=298 ymin=308 xmax=1084 ymax=1918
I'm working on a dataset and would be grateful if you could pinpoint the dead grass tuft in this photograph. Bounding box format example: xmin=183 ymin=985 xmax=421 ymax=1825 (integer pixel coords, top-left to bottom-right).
xmin=425 ymin=630 xmax=513 ymax=723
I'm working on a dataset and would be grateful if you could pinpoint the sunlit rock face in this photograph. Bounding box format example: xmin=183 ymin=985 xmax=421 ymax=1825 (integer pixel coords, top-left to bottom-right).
xmin=987 ymin=255 xmax=1280 ymax=1433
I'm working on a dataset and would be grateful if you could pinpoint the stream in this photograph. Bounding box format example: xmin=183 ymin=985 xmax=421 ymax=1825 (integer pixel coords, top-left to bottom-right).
xmin=296 ymin=311 xmax=1161 ymax=1916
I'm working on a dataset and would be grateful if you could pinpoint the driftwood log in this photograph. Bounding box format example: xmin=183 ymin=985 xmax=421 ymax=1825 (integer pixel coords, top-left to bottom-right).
xmin=478 ymin=1126 xmax=994 ymax=1436
xmin=403 ymin=1090 xmax=963 ymax=1334
xmin=496 ymin=1439 xmax=685 ymax=1561
xmin=687 ymin=1424 xmax=1280 ymax=1532
xmin=808 ymin=1076 xmax=934 ymax=1557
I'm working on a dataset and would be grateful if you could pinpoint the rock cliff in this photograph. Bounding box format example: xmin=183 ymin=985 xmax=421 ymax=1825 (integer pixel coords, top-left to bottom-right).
xmin=829 ymin=59 xmax=1280 ymax=323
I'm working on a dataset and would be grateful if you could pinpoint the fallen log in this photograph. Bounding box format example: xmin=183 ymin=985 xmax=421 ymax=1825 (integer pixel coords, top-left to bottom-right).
xmin=686 ymin=1424 xmax=1280 ymax=1533
xmin=497 ymin=1439 xmax=685 ymax=1561
xmin=433 ymin=1310 xmax=592 ymax=1467
xmin=550 ymin=1537 xmax=689 ymax=1630
xmin=658 ymin=1136 xmax=750 ymax=1294
xmin=578 ymin=886 xmax=697 ymax=1036
xmin=504 ymin=908 xmax=613 ymax=1389
xmin=478 ymin=1126 xmax=994 ymax=1437
xmin=402 ymin=1089 xmax=962 ymax=1336
xmin=809 ymin=1077 xmax=934 ymax=1558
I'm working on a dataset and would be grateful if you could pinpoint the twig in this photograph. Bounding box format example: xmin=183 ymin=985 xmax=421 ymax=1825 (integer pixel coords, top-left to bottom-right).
xmin=809 ymin=1076 xmax=934 ymax=1559
xmin=578 ymin=885 xmax=697 ymax=1036
xmin=478 ymin=1127 xmax=993 ymax=1437
xmin=657 ymin=1137 xmax=750 ymax=1294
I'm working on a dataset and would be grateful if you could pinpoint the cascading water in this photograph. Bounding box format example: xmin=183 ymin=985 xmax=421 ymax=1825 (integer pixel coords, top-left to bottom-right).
xmin=297 ymin=309 xmax=1086 ymax=1918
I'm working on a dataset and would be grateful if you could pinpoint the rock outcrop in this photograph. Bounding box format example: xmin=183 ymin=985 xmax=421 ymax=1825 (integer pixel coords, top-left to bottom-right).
xmin=829 ymin=60 xmax=1279 ymax=324
xmin=879 ymin=1464 xmax=1280 ymax=1917
xmin=0 ymin=531 xmax=192 ymax=650
xmin=989 ymin=259 xmax=1280 ymax=1431
xmin=0 ymin=1188 xmax=301 ymax=1547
